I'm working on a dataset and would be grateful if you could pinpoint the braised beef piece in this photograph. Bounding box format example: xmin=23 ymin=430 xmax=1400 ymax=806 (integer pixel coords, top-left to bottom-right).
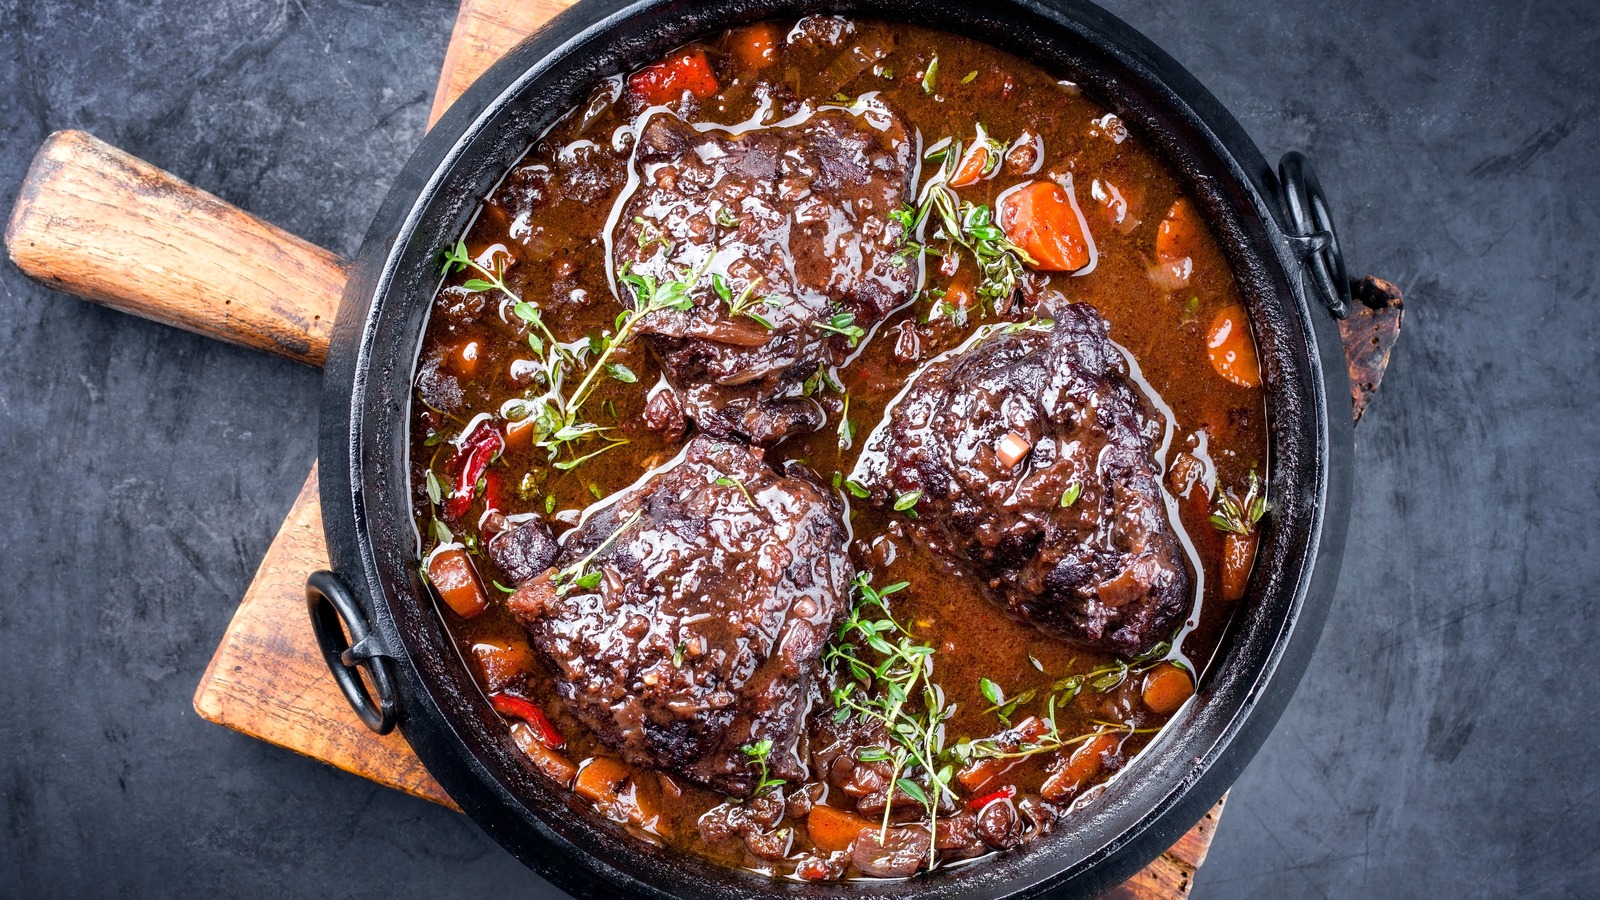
xmin=697 ymin=789 xmax=793 ymax=862
xmin=485 ymin=517 xmax=557 ymax=585
xmin=854 ymin=302 xmax=1191 ymax=657
xmin=507 ymin=436 xmax=852 ymax=795
xmin=851 ymin=824 xmax=931 ymax=877
xmin=613 ymin=104 xmax=915 ymax=444
xmin=976 ymin=800 xmax=1025 ymax=850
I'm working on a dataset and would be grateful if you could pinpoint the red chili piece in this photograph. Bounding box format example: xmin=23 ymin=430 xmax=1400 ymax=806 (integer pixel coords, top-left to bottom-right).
xmin=445 ymin=420 xmax=504 ymax=520
xmin=966 ymin=784 xmax=1017 ymax=810
xmin=628 ymin=50 xmax=719 ymax=105
xmin=488 ymin=691 xmax=565 ymax=748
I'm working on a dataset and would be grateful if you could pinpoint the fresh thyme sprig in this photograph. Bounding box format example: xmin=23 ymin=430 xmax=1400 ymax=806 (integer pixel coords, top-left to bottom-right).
xmin=492 ymin=254 xmax=703 ymax=472
xmin=978 ymin=641 xmax=1179 ymax=727
xmin=551 ymin=509 xmax=644 ymax=595
xmin=1210 ymin=470 xmax=1268 ymax=535
xmin=837 ymin=393 xmax=854 ymax=451
xmin=812 ymin=310 xmax=868 ymax=347
xmin=957 ymin=706 xmax=1157 ymax=764
xmin=711 ymin=273 xmax=779 ymax=329
xmin=892 ymin=135 xmax=1035 ymax=319
xmin=739 ymin=739 xmax=787 ymax=799
xmin=441 ymin=239 xmax=567 ymax=362
xmin=441 ymin=238 xmax=649 ymax=474
xmin=824 ymin=573 xmax=954 ymax=865
xmin=714 ymin=474 xmax=753 ymax=504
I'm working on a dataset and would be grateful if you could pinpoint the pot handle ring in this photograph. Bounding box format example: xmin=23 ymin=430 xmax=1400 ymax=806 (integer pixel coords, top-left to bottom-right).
xmin=1278 ymin=151 xmax=1351 ymax=319
xmin=306 ymin=570 xmax=399 ymax=735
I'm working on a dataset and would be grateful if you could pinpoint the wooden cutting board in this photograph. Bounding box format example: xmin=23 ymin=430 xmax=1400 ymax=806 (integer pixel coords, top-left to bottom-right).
xmin=5 ymin=0 xmax=1400 ymax=893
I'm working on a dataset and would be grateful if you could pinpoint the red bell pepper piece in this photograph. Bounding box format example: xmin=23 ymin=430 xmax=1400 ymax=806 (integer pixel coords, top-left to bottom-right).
xmin=488 ymin=691 xmax=565 ymax=749
xmin=628 ymin=49 xmax=718 ymax=105
xmin=444 ymin=420 xmax=504 ymax=520
xmin=966 ymin=784 xmax=1017 ymax=810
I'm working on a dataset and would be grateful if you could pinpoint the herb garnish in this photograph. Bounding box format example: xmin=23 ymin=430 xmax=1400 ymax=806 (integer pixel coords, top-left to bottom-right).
xmin=552 ymin=509 xmax=643 ymax=595
xmin=1060 ymin=482 xmax=1082 ymax=508
xmin=921 ymin=56 xmax=940 ymax=94
xmin=442 ymin=239 xmax=567 ymax=360
xmin=893 ymin=489 xmax=922 ymax=518
xmin=976 ymin=641 xmax=1178 ymax=728
xmin=740 ymin=739 xmax=787 ymax=798
xmin=714 ymin=474 xmax=753 ymax=504
xmin=894 ymin=135 xmax=1034 ymax=319
xmin=825 ymin=574 xmax=955 ymax=864
xmin=812 ymin=310 xmax=867 ymax=347
xmin=956 ymin=648 xmax=1171 ymax=766
xmin=711 ymin=272 xmax=779 ymax=329
xmin=1210 ymin=470 xmax=1268 ymax=535
xmin=444 ymin=239 xmax=686 ymax=475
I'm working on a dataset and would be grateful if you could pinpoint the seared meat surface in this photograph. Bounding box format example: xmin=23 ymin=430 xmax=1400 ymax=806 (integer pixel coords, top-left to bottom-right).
xmin=854 ymin=302 xmax=1192 ymax=656
xmin=508 ymin=436 xmax=852 ymax=795
xmin=613 ymin=103 xmax=915 ymax=444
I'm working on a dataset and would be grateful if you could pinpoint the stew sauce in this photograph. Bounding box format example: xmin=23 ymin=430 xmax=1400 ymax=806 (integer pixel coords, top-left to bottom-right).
xmin=409 ymin=17 xmax=1268 ymax=881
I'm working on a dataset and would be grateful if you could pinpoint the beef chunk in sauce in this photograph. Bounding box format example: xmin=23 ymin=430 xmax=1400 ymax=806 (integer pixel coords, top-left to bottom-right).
xmin=613 ymin=104 xmax=915 ymax=444
xmin=855 ymin=302 xmax=1191 ymax=657
xmin=508 ymin=436 xmax=852 ymax=795
xmin=485 ymin=516 xmax=557 ymax=585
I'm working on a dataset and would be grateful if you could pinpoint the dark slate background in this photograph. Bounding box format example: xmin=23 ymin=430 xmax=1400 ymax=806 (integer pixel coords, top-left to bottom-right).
xmin=0 ymin=0 xmax=1594 ymax=896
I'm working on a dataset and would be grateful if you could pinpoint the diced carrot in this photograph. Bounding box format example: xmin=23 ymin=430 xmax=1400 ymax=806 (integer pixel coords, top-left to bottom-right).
xmin=628 ymin=49 xmax=718 ymax=105
xmin=575 ymin=757 xmax=633 ymax=805
xmin=471 ymin=638 xmax=535 ymax=692
xmin=1155 ymin=199 xmax=1202 ymax=267
xmin=943 ymin=271 xmax=975 ymax=311
xmin=956 ymin=717 xmax=1047 ymax=794
xmin=1206 ymin=302 xmax=1261 ymax=388
xmin=1153 ymin=199 xmax=1201 ymax=289
xmin=1141 ymin=663 xmax=1195 ymax=715
xmin=997 ymin=180 xmax=1092 ymax=272
xmin=807 ymin=804 xmax=872 ymax=853
xmin=445 ymin=340 xmax=480 ymax=378
xmin=504 ymin=415 xmax=536 ymax=451
xmin=1090 ymin=177 xmax=1140 ymax=233
xmin=1040 ymin=733 xmax=1119 ymax=802
xmin=426 ymin=547 xmax=488 ymax=618
xmin=620 ymin=775 xmax=672 ymax=837
xmin=1222 ymin=530 xmax=1259 ymax=601
xmin=996 ymin=432 xmax=1032 ymax=469
xmin=510 ymin=721 xmax=578 ymax=787
xmin=956 ymin=757 xmax=1014 ymax=796
xmin=731 ymin=23 xmax=781 ymax=69
xmin=950 ymin=144 xmax=991 ymax=188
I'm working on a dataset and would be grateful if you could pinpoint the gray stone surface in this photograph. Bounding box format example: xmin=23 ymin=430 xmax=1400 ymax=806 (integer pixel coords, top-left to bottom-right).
xmin=0 ymin=0 xmax=1594 ymax=897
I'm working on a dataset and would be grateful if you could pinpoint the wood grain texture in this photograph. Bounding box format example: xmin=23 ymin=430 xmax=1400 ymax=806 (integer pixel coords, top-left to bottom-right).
xmin=193 ymin=466 xmax=456 ymax=809
xmin=3 ymin=130 xmax=346 ymax=366
xmin=429 ymin=0 xmax=576 ymax=126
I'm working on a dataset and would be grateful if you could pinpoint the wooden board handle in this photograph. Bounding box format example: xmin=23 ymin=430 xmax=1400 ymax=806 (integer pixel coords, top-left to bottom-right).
xmin=4 ymin=130 xmax=347 ymax=367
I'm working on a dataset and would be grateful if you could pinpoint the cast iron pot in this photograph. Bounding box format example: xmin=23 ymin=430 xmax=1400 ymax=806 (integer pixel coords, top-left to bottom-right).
xmin=306 ymin=0 xmax=1354 ymax=896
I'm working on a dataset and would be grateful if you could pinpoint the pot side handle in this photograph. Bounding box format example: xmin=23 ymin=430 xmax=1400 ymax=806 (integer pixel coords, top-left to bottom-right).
xmin=1277 ymin=151 xmax=1405 ymax=424
xmin=306 ymin=570 xmax=399 ymax=735
xmin=4 ymin=129 xmax=347 ymax=368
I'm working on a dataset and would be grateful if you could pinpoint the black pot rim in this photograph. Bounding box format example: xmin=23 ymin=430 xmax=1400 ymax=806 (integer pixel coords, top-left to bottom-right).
xmin=317 ymin=1 xmax=1354 ymax=897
